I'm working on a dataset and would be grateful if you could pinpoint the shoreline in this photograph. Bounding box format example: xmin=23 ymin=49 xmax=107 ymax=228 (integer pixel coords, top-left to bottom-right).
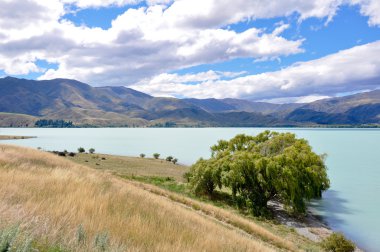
xmin=270 ymin=201 xmax=363 ymax=251
xmin=0 ymin=135 xmax=36 ymax=140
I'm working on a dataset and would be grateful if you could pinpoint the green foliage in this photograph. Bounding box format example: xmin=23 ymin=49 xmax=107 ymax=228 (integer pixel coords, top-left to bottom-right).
xmin=89 ymin=148 xmax=95 ymax=154
xmin=0 ymin=225 xmax=18 ymax=252
xmin=188 ymin=131 xmax=330 ymax=216
xmin=0 ymin=225 xmax=34 ymax=252
xmin=321 ymin=233 xmax=355 ymax=252
xmin=129 ymin=176 xmax=188 ymax=195
xmin=76 ymin=224 xmax=86 ymax=245
xmin=35 ymin=119 xmax=74 ymax=128
xmin=78 ymin=147 xmax=85 ymax=153
xmin=166 ymin=156 xmax=173 ymax=162
xmin=153 ymin=153 xmax=160 ymax=159
xmin=183 ymin=172 xmax=191 ymax=182
xmin=140 ymin=153 xmax=145 ymax=158
xmin=172 ymin=158 xmax=178 ymax=164
xmin=189 ymin=158 xmax=222 ymax=195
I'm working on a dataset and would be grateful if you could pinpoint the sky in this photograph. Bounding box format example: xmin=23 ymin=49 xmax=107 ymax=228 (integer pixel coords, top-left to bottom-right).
xmin=0 ymin=0 xmax=380 ymax=103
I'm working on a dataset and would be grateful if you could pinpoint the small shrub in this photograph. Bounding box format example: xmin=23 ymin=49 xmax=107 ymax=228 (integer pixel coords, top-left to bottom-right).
xmin=89 ymin=148 xmax=95 ymax=154
xmin=166 ymin=156 xmax=173 ymax=162
xmin=68 ymin=152 xmax=76 ymax=157
xmin=94 ymin=232 xmax=109 ymax=251
xmin=63 ymin=150 xmax=68 ymax=154
xmin=76 ymin=224 xmax=86 ymax=245
xmin=140 ymin=153 xmax=145 ymax=158
xmin=172 ymin=158 xmax=178 ymax=164
xmin=57 ymin=152 xmax=66 ymax=157
xmin=153 ymin=153 xmax=160 ymax=159
xmin=18 ymin=238 xmax=33 ymax=252
xmin=78 ymin=147 xmax=85 ymax=153
xmin=321 ymin=233 xmax=355 ymax=252
xmin=0 ymin=226 xmax=19 ymax=252
xmin=101 ymin=157 xmax=106 ymax=160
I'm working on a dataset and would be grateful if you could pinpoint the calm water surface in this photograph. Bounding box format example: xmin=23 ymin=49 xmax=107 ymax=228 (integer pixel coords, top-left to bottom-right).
xmin=0 ymin=128 xmax=379 ymax=251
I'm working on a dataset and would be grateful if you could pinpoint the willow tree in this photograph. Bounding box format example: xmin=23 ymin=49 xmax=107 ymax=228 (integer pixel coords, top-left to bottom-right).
xmin=188 ymin=131 xmax=330 ymax=216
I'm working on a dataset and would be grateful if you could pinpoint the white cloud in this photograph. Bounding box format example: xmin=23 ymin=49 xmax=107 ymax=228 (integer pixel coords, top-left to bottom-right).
xmin=131 ymin=41 xmax=380 ymax=101
xmin=260 ymin=95 xmax=332 ymax=104
xmin=34 ymin=3 xmax=304 ymax=85
xmin=351 ymin=0 xmax=380 ymax=26
xmin=145 ymin=70 xmax=247 ymax=84
xmin=0 ymin=0 xmax=379 ymax=95
xmin=61 ymin=0 xmax=141 ymax=8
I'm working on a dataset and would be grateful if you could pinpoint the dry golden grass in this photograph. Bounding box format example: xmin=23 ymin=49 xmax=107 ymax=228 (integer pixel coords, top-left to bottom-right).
xmin=68 ymin=153 xmax=188 ymax=182
xmin=125 ymin=180 xmax=298 ymax=252
xmin=64 ymin=151 xmax=319 ymax=251
xmin=0 ymin=144 xmax=276 ymax=251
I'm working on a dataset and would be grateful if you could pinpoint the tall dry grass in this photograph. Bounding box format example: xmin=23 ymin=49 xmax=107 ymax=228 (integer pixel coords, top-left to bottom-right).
xmin=0 ymin=145 xmax=274 ymax=251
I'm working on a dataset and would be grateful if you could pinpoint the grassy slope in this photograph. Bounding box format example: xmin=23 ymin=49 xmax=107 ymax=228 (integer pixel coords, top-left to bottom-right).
xmin=67 ymin=153 xmax=188 ymax=182
xmin=0 ymin=145 xmax=281 ymax=251
xmin=67 ymin=152 xmax=321 ymax=251
xmin=0 ymin=112 xmax=37 ymax=127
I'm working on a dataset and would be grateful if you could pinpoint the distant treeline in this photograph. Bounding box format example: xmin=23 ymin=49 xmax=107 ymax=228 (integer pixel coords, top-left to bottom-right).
xmin=148 ymin=122 xmax=177 ymax=128
xmin=35 ymin=119 xmax=75 ymax=128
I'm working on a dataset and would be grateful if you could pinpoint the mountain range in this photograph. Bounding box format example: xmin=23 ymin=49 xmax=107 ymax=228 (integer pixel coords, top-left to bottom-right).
xmin=0 ymin=76 xmax=379 ymax=127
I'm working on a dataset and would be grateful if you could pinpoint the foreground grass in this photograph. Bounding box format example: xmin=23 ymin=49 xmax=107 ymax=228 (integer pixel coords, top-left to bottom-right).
xmin=0 ymin=145 xmax=277 ymax=251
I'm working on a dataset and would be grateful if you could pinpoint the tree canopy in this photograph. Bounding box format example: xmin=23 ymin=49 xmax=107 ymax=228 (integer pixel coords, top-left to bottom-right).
xmin=188 ymin=131 xmax=330 ymax=216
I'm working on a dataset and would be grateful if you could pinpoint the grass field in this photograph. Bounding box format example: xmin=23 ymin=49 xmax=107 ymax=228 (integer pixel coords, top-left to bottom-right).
xmin=66 ymin=151 xmax=322 ymax=251
xmin=0 ymin=145 xmax=326 ymax=251
xmin=0 ymin=144 xmax=282 ymax=251
xmin=66 ymin=153 xmax=189 ymax=182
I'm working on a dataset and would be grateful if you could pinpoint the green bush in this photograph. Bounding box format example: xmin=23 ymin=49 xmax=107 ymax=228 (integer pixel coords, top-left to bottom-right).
xmin=76 ymin=224 xmax=86 ymax=245
xmin=78 ymin=147 xmax=85 ymax=153
xmin=172 ymin=158 xmax=178 ymax=164
xmin=94 ymin=232 xmax=109 ymax=251
xmin=89 ymin=148 xmax=95 ymax=154
xmin=166 ymin=156 xmax=173 ymax=162
xmin=153 ymin=153 xmax=160 ymax=159
xmin=189 ymin=158 xmax=221 ymax=195
xmin=321 ymin=233 xmax=355 ymax=252
xmin=0 ymin=225 xmax=18 ymax=251
xmin=140 ymin=153 xmax=146 ymax=158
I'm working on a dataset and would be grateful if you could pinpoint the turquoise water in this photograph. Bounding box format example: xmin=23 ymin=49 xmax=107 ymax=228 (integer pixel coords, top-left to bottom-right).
xmin=0 ymin=128 xmax=379 ymax=251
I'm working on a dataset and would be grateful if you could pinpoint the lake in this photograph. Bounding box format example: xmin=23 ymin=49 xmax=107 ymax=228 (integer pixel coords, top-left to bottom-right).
xmin=0 ymin=128 xmax=379 ymax=251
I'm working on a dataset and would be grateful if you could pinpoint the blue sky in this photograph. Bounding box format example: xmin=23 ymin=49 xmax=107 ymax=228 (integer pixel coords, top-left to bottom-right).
xmin=1 ymin=0 xmax=380 ymax=102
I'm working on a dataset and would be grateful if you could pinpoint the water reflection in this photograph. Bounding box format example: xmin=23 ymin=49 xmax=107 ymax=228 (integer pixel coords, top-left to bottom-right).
xmin=309 ymin=190 xmax=355 ymax=230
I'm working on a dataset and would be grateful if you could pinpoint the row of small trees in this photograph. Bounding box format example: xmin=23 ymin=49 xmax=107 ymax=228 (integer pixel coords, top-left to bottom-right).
xmin=78 ymin=147 xmax=95 ymax=154
xmin=57 ymin=148 xmax=180 ymax=164
xmin=140 ymin=153 xmax=178 ymax=164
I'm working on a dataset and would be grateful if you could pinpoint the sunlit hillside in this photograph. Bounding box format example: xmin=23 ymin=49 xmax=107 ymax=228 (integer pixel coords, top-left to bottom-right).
xmin=0 ymin=145 xmax=295 ymax=251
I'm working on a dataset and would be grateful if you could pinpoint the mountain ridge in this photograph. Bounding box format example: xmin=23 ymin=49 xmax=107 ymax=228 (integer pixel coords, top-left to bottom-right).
xmin=0 ymin=77 xmax=379 ymax=127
